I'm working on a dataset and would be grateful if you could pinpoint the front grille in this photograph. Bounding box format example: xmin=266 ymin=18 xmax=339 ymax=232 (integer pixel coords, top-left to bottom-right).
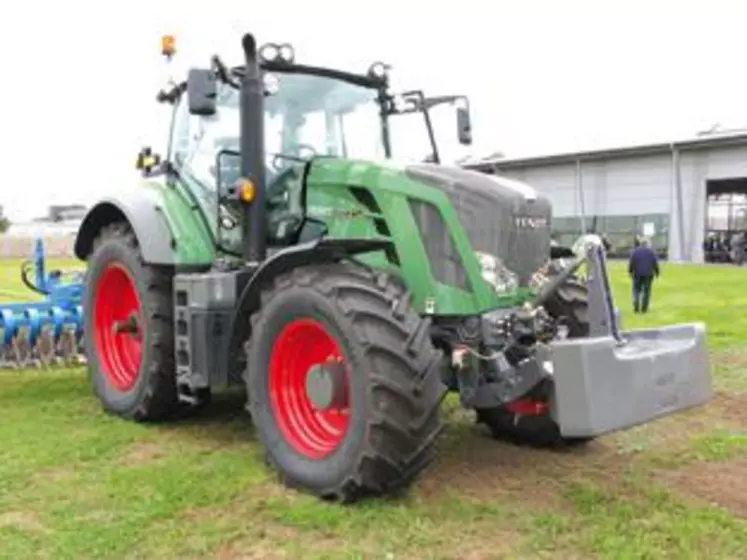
xmin=405 ymin=165 xmax=551 ymax=286
xmin=443 ymin=192 xmax=550 ymax=284
xmin=408 ymin=199 xmax=470 ymax=291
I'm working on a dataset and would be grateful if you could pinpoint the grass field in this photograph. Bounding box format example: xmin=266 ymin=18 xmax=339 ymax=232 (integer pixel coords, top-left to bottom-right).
xmin=1 ymin=257 xmax=746 ymax=559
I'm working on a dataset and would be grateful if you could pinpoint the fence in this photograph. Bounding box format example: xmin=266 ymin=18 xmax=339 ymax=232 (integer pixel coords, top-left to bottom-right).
xmin=0 ymin=234 xmax=76 ymax=259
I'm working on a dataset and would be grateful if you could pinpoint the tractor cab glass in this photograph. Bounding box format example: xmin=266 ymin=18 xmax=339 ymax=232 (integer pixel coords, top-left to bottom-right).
xmin=263 ymin=72 xmax=384 ymax=163
xmin=172 ymin=71 xmax=385 ymax=184
xmin=169 ymin=71 xmax=386 ymax=251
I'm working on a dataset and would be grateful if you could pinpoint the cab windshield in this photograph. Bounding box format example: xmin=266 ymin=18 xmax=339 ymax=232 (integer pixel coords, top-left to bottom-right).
xmin=169 ymin=70 xmax=387 ymax=202
xmin=265 ymin=72 xmax=385 ymax=162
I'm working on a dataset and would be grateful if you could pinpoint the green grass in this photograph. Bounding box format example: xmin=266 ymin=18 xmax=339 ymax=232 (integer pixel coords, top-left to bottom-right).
xmin=530 ymin=482 xmax=747 ymax=559
xmin=1 ymin=258 xmax=746 ymax=559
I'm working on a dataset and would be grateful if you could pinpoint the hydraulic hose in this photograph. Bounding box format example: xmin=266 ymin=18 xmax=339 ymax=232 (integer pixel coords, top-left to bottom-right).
xmin=19 ymin=260 xmax=49 ymax=296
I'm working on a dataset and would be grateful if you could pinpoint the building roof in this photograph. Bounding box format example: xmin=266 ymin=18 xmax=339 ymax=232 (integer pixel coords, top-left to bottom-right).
xmin=466 ymin=130 xmax=747 ymax=171
xmin=4 ymin=220 xmax=81 ymax=237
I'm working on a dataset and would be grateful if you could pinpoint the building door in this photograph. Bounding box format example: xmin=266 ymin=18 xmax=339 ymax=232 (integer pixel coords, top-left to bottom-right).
xmin=705 ymin=178 xmax=747 ymax=263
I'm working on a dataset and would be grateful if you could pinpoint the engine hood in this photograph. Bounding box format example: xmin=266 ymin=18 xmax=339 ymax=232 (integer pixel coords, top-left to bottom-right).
xmin=406 ymin=164 xmax=542 ymax=205
xmin=404 ymin=163 xmax=553 ymax=285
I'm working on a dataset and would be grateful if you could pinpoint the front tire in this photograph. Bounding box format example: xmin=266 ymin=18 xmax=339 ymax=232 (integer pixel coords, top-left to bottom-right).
xmin=477 ymin=268 xmax=593 ymax=447
xmin=245 ymin=263 xmax=447 ymax=502
xmin=84 ymin=223 xmax=179 ymax=421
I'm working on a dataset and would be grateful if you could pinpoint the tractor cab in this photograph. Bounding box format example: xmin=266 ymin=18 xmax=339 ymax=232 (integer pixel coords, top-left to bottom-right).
xmin=159 ymin=41 xmax=473 ymax=255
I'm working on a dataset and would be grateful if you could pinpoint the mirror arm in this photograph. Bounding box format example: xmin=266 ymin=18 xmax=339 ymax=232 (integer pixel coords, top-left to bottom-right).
xmin=211 ymin=55 xmax=241 ymax=88
xmin=422 ymin=94 xmax=465 ymax=110
xmin=211 ymin=55 xmax=229 ymax=82
xmin=157 ymin=82 xmax=186 ymax=104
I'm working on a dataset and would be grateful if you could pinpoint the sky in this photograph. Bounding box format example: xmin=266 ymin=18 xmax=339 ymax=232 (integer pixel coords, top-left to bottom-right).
xmin=1 ymin=0 xmax=747 ymax=220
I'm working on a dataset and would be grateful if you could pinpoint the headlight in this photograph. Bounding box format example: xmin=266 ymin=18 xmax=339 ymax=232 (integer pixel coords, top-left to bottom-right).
xmin=572 ymin=234 xmax=603 ymax=258
xmin=475 ymin=251 xmax=518 ymax=294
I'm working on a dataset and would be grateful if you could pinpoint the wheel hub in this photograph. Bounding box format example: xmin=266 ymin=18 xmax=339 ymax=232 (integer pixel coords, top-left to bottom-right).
xmin=305 ymin=361 xmax=347 ymax=411
xmin=113 ymin=313 xmax=140 ymax=338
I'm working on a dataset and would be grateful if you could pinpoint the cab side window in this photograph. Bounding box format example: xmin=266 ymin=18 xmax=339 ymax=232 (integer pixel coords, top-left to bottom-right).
xmin=266 ymin=162 xmax=306 ymax=246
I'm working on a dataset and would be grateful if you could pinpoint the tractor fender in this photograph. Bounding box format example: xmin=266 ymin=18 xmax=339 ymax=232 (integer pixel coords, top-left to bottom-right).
xmin=227 ymin=238 xmax=395 ymax=362
xmin=74 ymin=186 xmax=214 ymax=266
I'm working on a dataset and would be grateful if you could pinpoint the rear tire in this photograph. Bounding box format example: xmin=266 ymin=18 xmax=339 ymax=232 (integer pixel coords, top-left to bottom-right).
xmin=476 ymin=266 xmax=593 ymax=447
xmin=244 ymin=262 xmax=447 ymax=502
xmin=83 ymin=223 xmax=179 ymax=421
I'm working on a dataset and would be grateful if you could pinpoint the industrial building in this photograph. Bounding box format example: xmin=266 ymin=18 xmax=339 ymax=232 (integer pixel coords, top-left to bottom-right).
xmin=466 ymin=129 xmax=747 ymax=263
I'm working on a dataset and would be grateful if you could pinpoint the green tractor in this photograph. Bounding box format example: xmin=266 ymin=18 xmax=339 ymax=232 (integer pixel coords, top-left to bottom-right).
xmin=74 ymin=33 xmax=712 ymax=503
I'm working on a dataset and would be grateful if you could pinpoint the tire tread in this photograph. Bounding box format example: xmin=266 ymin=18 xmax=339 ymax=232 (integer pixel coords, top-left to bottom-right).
xmin=245 ymin=262 xmax=447 ymax=502
xmin=88 ymin=222 xmax=179 ymax=421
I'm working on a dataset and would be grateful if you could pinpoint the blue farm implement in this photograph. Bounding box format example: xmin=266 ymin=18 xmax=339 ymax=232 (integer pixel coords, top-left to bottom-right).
xmin=0 ymin=238 xmax=86 ymax=368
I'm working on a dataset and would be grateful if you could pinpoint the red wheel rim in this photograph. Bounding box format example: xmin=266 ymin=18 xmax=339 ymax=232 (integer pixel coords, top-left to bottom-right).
xmin=507 ymin=399 xmax=549 ymax=416
xmin=268 ymin=318 xmax=350 ymax=459
xmin=93 ymin=263 xmax=143 ymax=392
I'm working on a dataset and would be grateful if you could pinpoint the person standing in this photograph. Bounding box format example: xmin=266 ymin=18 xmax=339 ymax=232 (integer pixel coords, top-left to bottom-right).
xmin=732 ymin=231 xmax=747 ymax=265
xmin=628 ymin=237 xmax=660 ymax=313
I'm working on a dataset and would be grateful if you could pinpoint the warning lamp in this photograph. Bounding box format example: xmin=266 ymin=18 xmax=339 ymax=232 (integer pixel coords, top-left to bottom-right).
xmin=141 ymin=155 xmax=159 ymax=169
xmin=259 ymin=42 xmax=295 ymax=64
xmin=135 ymin=146 xmax=162 ymax=176
xmin=238 ymin=179 xmax=256 ymax=203
xmin=367 ymin=61 xmax=390 ymax=81
xmin=161 ymin=35 xmax=176 ymax=58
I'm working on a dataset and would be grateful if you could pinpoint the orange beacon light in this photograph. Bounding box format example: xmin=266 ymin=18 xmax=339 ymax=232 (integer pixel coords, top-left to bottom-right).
xmin=161 ymin=35 xmax=176 ymax=58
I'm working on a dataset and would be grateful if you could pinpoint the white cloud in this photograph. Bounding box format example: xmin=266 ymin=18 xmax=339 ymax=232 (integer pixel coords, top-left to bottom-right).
xmin=1 ymin=0 xmax=745 ymax=219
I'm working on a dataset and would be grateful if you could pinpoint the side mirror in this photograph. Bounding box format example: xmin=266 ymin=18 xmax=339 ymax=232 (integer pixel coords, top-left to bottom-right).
xmin=457 ymin=107 xmax=472 ymax=145
xmin=187 ymin=69 xmax=217 ymax=116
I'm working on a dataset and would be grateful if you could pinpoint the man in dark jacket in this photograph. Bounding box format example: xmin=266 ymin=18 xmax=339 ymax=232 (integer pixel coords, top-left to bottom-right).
xmin=628 ymin=238 xmax=660 ymax=313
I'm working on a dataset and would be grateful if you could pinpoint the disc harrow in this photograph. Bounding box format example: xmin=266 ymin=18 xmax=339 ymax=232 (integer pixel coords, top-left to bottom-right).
xmin=0 ymin=238 xmax=86 ymax=369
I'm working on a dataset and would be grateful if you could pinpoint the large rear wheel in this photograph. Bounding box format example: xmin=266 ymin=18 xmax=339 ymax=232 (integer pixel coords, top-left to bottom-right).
xmin=83 ymin=223 xmax=179 ymax=421
xmin=245 ymin=263 xmax=446 ymax=502
xmin=476 ymin=267 xmax=593 ymax=447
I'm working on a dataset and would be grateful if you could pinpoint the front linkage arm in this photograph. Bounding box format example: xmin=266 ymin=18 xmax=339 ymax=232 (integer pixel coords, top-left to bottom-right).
xmin=455 ymin=234 xmax=622 ymax=409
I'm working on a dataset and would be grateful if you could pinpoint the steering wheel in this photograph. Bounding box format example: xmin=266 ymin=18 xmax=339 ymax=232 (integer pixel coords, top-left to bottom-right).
xmin=270 ymin=144 xmax=317 ymax=172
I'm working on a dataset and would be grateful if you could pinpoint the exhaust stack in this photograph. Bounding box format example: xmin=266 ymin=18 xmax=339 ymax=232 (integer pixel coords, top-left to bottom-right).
xmin=239 ymin=33 xmax=267 ymax=264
